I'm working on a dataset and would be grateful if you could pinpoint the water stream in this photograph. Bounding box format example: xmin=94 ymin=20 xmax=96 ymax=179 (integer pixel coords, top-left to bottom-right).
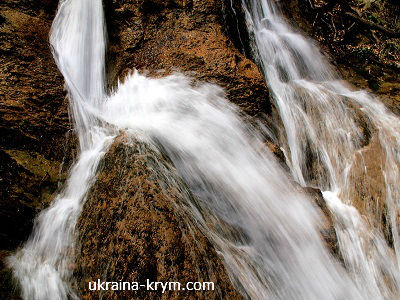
xmin=242 ymin=0 xmax=400 ymax=298
xmin=7 ymin=0 xmax=400 ymax=299
xmin=8 ymin=0 xmax=114 ymax=299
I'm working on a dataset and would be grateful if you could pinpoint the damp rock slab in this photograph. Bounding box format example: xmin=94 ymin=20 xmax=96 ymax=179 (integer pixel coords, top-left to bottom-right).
xmin=75 ymin=136 xmax=242 ymax=300
xmin=105 ymin=0 xmax=271 ymax=117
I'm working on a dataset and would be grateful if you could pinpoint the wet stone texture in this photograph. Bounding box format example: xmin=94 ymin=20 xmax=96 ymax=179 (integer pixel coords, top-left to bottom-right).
xmin=105 ymin=0 xmax=271 ymax=117
xmin=2 ymin=0 xmax=385 ymax=298
xmin=0 ymin=0 xmax=73 ymax=249
xmin=279 ymin=0 xmax=400 ymax=247
xmin=75 ymin=136 xmax=243 ymax=300
xmin=0 ymin=1 xmax=72 ymax=298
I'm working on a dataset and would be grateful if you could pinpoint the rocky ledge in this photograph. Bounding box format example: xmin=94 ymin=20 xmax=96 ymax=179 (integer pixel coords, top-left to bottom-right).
xmin=75 ymin=136 xmax=242 ymax=300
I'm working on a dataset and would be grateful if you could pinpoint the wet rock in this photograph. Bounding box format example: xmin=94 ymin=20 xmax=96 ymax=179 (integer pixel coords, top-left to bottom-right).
xmin=0 ymin=0 xmax=71 ymax=258
xmin=73 ymin=3 xmax=274 ymax=298
xmin=105 ymin=0 xmax=271 ymax=116
xmin=279 ymin=0 xmax=399 ymax=248
xmin=279 ymin=0 xmax=400 ymax=115
xmin=304 ymin=187 xmax=341 ymax=260
xmin=344 ymin=135 xmax=394 ymax=246
xmin=0 ymin=0 xmax=70 ymax=159
xmin=75 ymin=136 xmax=242 ymax=300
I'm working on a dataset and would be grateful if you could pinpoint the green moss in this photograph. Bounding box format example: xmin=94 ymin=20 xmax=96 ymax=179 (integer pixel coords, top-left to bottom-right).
xmin=355 ymin=47 xmax=374 ymax=59
xmin=4 ymin=149 xmax=61 ymax=181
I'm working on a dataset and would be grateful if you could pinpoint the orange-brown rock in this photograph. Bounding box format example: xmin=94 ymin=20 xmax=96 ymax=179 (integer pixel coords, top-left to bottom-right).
xmin=105 ymin=0 xmax=271 ymax=116
xmin=345 ymin=134 xmax=395 ymax=246
xmin=75 ymin=136 xmax=242 ymax=300
xmin=280 ymin=0 xmax=400 ymax=115
xmin=0 ymin=0 xmax=71 ymax=255
xmin=0 ymin=1 xmax=71 ymax=298
xmin=73 ymin=3 xmax=272 ymax=298
xmin=279 ymin=0 xmax=399 ymax=247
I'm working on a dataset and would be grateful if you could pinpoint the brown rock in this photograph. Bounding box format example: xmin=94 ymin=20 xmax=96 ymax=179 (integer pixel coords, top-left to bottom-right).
xmin=303 ymin=187 xmax=341 ymax=260
xmin=0 ymin=0 xmax=70 ymax=159
xmin=105 ymin=0 xmax=271 ymax=116
xmin=0 ymin=0 xmax=72 ymax=251
xmin=74 ymin=3 xmax=272 ymax=298
xmin=0 ymin=1 xmax=75 ymax=298
xmin=344 ymin=134 xmax=394 ymax=246
xmin=278 ymin=0 xmax=399 ymax=247
xmin=75 ymin=136 xmax=242 ymax=300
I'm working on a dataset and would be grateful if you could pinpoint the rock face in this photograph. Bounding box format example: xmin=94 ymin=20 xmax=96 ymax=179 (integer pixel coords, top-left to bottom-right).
xmin=75 ymin=136 xmax=242 ymax=300
xmin=0 ymin=1 xmax=71 ymax=298
xmin=1 ymin=0 xmax=269 ymax=298
xmin=0 ymin=0 xmax=71 ymax=251
xmin=7 ymin=0 xmax=395 ymax=298
xmin=0 ymin=0 xmax=72 ymax=259
xmin=73 ymin=2 xmax=272 ymax=298
xmin=105 ymin=0 xmax=270 ymax=116
xmin=278 ymin=0 xmax=400 ymax=246
xmin=280 ymin=0 xmax=400 ymax=115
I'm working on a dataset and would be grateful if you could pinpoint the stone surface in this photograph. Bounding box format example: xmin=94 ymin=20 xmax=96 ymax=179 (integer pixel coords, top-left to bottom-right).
xmin=105 ymin=0 xmax=271 ymax=116
xmin=280 ymin=0 xmax=400 ymax=115
xmin=73 ymin=2 xmax=274 ymax=298
xmin=4 ymin=0 xmax=399 ymax=298
xmin=278 ymin=0 xmax=400 ymax=247
xmin=0 ymin=1 xmax=72 ymax=298
xmin=75 ymin=136 xmax=242 ymax=300
xmin=0 ymin=0 xmax=72 ymax=250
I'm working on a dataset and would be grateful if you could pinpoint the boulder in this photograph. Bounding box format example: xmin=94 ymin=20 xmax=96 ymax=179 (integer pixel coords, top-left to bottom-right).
xmin=75 ymin=136 xmax=242 ymax=300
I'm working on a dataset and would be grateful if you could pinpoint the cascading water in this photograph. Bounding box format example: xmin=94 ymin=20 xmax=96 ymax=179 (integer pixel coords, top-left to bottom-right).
xmin=241 ymin=0 xmax=400 ymax=298
xmin=102 ymin=73 xmax=366 ymax=300
xmin=7 ymin=0 xmax=114 ymax=299
xmin=7 ymin=0 xmax=400 ymax=300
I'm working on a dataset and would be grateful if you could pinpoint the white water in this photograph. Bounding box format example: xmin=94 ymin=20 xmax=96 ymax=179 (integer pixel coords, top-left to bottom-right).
xmin=8 ymin=0 xmax=114 ymax=299
xmin=102 ymin=73 xmax=364 ymax=299
xmin=49 ymin=0 xmax=108 ymax=150
xmin=242 ymin=0 xmax=400 ymax=298
xmin=7 ymin=0 xmax=400 ymax=299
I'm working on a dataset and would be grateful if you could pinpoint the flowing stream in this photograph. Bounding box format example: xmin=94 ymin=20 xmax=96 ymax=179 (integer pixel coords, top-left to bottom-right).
xmin=8 ymin=0 xmax=114 ymax=299
xmin=242 ymin=0 xmax=400 ymax=298
xmin=7 ymin=0 xmax=400 ymax=299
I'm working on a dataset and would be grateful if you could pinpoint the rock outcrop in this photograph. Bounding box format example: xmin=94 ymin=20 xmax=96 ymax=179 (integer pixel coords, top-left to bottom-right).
xmin=1 ymin=0 xmax=271 ymax=298
xmin=105 ymin=0 xmax=271 ymax=116
xmin=280 ymin=0 xmax=400 ymax=115
xmin=0 ymin=1 xmax=71 ymax=298
xmin=72 ymin=2 xmax=275 ymax=298
xmin=75 ymin=136 xmax=242 ymax=300
xmin=0 ymin=0 xmax=71 ymax=251
xmin=279 ymin=0 xmax=400 ymax=247
xmin=6 ymin=0 xmax=392 ymax=298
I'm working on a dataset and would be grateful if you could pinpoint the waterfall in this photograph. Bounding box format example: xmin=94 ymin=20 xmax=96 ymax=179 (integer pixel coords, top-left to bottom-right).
xmin=241 ymin=0 xmax=400 ymax=298
xmin=7 ymin=0 xmax=114 ymax=299
xmin=7 ymin=0 xmax=399 ymax=299
xmin=102 ymin=72 xmax=364 ymax=299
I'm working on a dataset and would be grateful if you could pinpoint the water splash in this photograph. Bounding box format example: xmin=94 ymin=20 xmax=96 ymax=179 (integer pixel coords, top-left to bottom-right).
xmin=101 ymin=72 xmax=364 ymax=300
xmin=8 ymin=132 xmax=113 ymax=300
